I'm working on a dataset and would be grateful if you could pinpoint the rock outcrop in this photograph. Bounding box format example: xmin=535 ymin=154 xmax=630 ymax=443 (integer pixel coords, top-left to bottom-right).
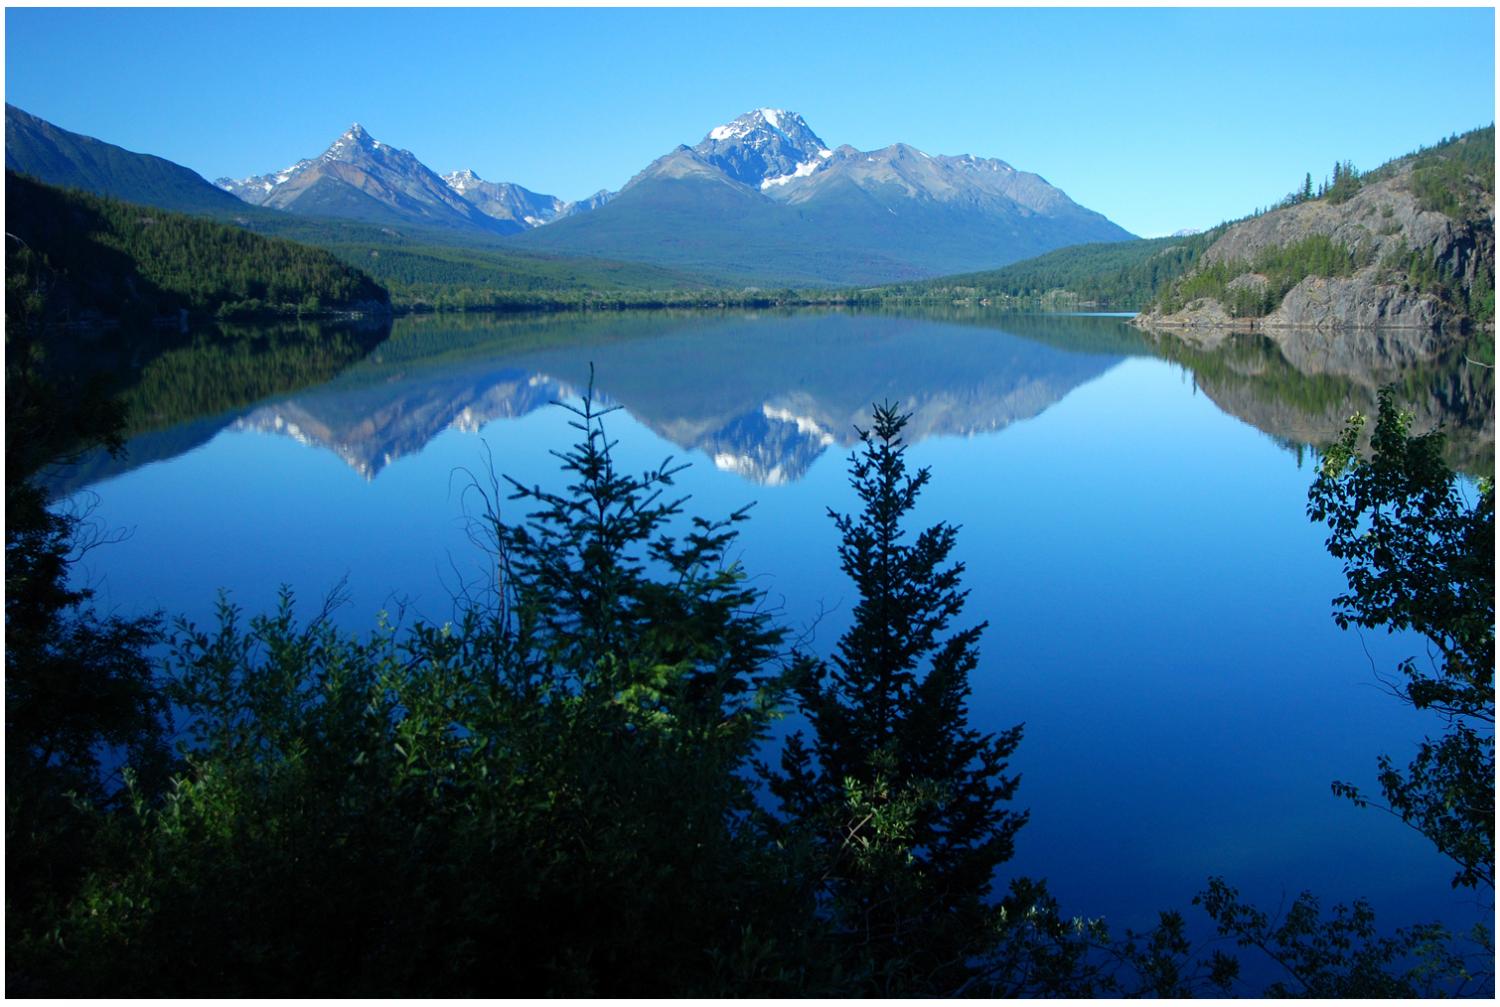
xmin=1136 ymin=131 xmax=1494 ymax=346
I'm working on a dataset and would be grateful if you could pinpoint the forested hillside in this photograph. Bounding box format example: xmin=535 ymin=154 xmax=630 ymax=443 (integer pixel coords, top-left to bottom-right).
xmin=303 ymin=237 xmax=715 ymax=310
xmin=6 ymin=172 xmax=390 ymax=322
xmin=866 ymin=230 xmax=1225 ymax=309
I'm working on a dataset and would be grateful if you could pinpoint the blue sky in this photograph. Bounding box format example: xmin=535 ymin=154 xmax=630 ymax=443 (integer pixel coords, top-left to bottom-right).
xmin=6 ymin=7 xmax=1495 ymax=237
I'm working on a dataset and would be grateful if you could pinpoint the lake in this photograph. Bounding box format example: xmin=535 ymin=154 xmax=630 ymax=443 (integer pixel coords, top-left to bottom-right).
xmin=57 ymin=307 xmax=1493 ymax=951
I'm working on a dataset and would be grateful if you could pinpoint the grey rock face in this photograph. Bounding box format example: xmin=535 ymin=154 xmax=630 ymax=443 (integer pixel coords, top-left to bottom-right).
xmin=442 ymin=169 xmax=566 ymax=228
xmin=1143 ymin=152 xmax=1494 ymax=339
xmin=557 ymin=189 xmax=614 ymax=218
xmin=1265 ymin=275 xmax=1445 ymax=330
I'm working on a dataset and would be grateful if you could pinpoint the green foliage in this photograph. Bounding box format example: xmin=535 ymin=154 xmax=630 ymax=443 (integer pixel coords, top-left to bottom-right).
xmin=1310 ymin=389 xmax=1495 ymax=889
xmin=772 ymin=404 xmax=1025 ymax=994
xmin=1195 ymin=877 xmax=1492 ymax=996
xmin=8 ymin=383 xmax=807 ymax=997
xmin=311 ymin=238 xmax=714 ymax=308
xmin=1159 ymin=235 xmax=1374 ymax=317
xmin=5 ymin=293 xmax=171 ymax=992
xmin=1326 ymin=160 xmax=1363 ymax=205
xmin=1364 ymin=125 xmax=1496 ymax=220
xmin=869 ymin=229 xmax=1224 ymax=309
xmin=5 ymin=171 xmax=389 ymax=322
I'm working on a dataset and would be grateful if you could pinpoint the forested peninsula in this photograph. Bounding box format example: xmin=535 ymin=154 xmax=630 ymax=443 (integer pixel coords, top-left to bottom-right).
xmin=5 ymin=172 xmax=390 ymax=324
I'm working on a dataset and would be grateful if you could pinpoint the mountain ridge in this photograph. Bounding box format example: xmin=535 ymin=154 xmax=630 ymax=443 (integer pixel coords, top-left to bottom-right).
xmin=208 ymin=107 xmax=1136 ymax=285
xmin=517 ymin=107 xmax=1135 ymax=284
xmin=215 ymin=123 xmax=509 ymax=235
xmin=10 ymin=102 xmax=1136 ymax=288
xmin=5 ymin=103 xmax=250 ymax=215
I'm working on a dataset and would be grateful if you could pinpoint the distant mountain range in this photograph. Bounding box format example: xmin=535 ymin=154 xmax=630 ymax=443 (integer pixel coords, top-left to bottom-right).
xmin=7 ymin=104 xmax=1134 ymax=286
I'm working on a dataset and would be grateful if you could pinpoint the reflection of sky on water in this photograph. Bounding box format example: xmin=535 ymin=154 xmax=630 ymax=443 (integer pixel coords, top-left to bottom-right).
xmin=65 ymin=312 xmax=1491 ymax=964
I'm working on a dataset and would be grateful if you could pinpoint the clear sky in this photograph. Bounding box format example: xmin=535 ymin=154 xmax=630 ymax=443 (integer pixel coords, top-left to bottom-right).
xmin=6 ymin=7 xmax=1495 ymax=237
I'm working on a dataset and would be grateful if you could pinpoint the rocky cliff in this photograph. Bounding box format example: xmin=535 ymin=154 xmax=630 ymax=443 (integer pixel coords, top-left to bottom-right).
xmin=1136 ymin=128 xmax=1494 ymax=343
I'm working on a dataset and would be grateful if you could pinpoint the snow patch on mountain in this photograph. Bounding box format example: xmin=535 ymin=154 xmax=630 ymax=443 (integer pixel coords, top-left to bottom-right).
xmin=761 ymin=158 xmax=824 ymax=189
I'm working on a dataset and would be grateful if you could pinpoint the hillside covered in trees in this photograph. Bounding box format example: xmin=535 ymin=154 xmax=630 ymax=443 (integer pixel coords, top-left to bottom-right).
xmin=863 ymin=229 xmax=1225 ymax=310
xmin=5 ymin=172 xmax=391 ymax=323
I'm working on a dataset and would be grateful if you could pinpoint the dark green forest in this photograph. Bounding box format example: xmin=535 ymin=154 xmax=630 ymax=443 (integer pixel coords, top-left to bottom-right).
xmin=866 ymin=229 xmax=1225 ymax=310
xmin=6 ymin=172 xmax=390 ymax=322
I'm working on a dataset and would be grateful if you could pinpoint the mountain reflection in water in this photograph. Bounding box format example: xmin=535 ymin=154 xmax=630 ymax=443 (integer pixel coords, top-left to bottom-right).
xmin=56 ymin=308 xmax=1491 ymax=492
xmin=105 ymin=310 xmax=1151 ymax=488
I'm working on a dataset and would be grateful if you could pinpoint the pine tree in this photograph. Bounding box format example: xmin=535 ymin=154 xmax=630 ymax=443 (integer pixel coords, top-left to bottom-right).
xmin=773 ymin=403 xmax=1026 ymax=994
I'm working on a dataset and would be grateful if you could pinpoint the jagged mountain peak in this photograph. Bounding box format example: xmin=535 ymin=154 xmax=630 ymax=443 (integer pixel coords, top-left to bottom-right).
xmin=443 ymin=168 xmax=483 ymax=194
xmin=215 ymin=121 xmax=508 ymax=233
xmin=693 ymin=108 xmax=833 ymax=190
xmin=437 ymin=169 xmax=577 ymax=230
xmin=705 ymin=107 xmax=816 ymax=142
xmin=322 ymin=122 xmax=392 ymax=161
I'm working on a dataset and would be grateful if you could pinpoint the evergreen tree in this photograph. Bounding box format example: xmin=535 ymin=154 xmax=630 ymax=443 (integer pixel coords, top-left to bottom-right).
xmin=773 ymin=403 xmax=1026 ymax=994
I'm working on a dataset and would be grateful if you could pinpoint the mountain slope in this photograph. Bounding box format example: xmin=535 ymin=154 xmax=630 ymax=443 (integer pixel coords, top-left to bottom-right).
xmin=518 ymin=146 xmax=921 ymax=286
xmin=442 ymin=170 xmax=562 ymax=230
xmin=517 ymin=108 xmax=1134 ymax=286
xmin=5 ymin=104 xmax=249 ymax=215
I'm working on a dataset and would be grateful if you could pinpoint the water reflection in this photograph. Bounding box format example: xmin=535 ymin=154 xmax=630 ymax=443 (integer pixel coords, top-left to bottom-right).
xmin=56 ymin=309 xmax=1493 ymax=495
xmin=43 ymin=316 xmax=390 ymax=497
xmin=85 ymin=310 xmax=1150 ymax=488
xmin=49 ymin=307 xmax=1493 ymax=953
xmin=1148 ymin=328 xmax=1494 ymax=476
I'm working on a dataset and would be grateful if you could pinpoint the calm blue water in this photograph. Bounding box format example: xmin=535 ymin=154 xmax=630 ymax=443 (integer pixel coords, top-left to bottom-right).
xmin=64 ymin=309 xmax=1491 ymax=955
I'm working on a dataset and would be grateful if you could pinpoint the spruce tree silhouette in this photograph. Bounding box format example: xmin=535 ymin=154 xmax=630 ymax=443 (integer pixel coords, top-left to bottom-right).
xmin=774 ymin=402 xmax=1026 ymax=994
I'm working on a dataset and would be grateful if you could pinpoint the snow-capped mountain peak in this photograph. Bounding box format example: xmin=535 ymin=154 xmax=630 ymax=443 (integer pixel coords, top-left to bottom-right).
xmin=322 ymin=122 xmax=388 ymax=161
xmin=443 ymin=168 xmax=483 ymax=195
xmin=693 ymin=108 xmax=833 ymax=189
xmin=215 ymin=123 xmax=510 ymax=233
xmin=436 ymin=169 xmax=581 ymax=231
